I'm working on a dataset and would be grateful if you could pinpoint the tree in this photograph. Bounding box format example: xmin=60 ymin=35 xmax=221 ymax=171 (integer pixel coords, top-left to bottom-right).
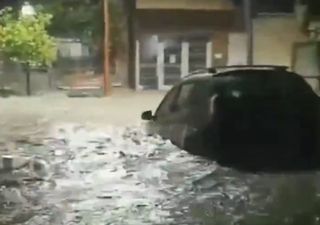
xmin=30 ymin=0 xmax=126 ymax=60
xmin=0 ymin=7 xmax=57 ymax=95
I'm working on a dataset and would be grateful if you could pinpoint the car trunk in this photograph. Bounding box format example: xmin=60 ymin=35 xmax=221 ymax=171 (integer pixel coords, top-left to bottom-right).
xmin=211 ymin=94 xmax=319 ymax=171
xmin=205 ymin=71 xmax=320 ymax=171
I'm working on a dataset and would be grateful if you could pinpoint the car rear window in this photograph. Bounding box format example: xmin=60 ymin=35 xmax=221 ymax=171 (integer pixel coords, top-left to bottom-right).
xmin=211 ymin=70 xmax=315 ymax=98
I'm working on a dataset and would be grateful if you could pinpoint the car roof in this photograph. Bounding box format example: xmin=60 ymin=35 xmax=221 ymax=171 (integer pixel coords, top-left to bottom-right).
xmin=182 ymin=65 xmax=291 ymax=83
xmin=183 ymin=65 xmax=289 ymax=80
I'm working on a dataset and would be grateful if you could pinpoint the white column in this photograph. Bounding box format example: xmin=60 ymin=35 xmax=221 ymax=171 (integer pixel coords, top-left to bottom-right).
xmin=228 ymin=33 xmax=248 ymax=66
xmin=206 ymin=41 xmax=213 ymax=68
xmin=181 ymin=42 xmax=189 ymax=77
xmin=135 ymin=40 xmax=142 ymax=90
xmin=157 ymin=42 xmax=165 ymax=90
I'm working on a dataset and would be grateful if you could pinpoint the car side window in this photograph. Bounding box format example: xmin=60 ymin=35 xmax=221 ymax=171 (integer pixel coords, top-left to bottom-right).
xmin=176 ymin=81 xmax=211 ymax=109
xmin=155 ymin=81 xmax=211 ymax=119
xmin=175 ymin=83 xmax=196 ymax=109
xmin=155 ymin=86 xmax=179 ymax=118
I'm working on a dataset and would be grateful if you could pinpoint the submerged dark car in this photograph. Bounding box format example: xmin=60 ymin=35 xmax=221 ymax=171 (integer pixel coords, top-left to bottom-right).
xmin=141 ymin=65 xmax=320 ymax=173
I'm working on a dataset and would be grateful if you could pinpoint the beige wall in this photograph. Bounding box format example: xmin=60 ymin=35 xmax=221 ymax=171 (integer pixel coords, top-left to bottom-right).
xmin=228 ymin=32 xmax=248 ymax=65
xmin=136 ymin=0 xmax=234 ymax=10
xmin=253 ymin=15 xmax=307 ymax=66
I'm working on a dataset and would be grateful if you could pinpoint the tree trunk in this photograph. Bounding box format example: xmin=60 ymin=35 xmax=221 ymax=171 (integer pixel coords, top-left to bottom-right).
xmin=24 ymin=63 xmax=31 ymax=96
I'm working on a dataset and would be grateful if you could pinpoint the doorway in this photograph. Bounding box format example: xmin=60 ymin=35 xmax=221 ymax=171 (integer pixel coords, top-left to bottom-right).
xmin=136 ymin=35 xmax=213 ymax=90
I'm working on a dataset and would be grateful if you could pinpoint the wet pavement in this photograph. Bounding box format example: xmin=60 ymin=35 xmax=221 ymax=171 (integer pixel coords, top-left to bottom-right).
xmin=1 ymin=123 xmax=320 ymax=225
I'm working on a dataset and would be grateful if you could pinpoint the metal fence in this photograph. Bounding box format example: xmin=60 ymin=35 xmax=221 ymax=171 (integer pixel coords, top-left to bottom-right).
xmin=0 ymin=38 xmax=105 ymax=96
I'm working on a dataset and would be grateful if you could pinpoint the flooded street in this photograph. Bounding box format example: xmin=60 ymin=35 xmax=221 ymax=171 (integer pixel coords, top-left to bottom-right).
xmin=1 ymin=93 xmax=320 ymax=225
xmin=1 ymin=123 xmax=320 ymax=225
xmin=0 ymin=123 xmax=219 ymax=225
xmin=1 ymin=0 xmax=319 ymax=223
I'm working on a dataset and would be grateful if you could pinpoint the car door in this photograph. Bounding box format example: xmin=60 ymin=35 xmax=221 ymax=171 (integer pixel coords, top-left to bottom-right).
xmin=168 ymin=82 xmax=197 ymax=147
xmin=152 ymin=82 xmax=196 ymax=148
xmin=178 ymin=80 xmax=214 ymax=152
xmin=151 ymin=85 xmax=180 ymax=140
xmin=184 ymin=80 xmax=213 ymax=129
xmin=170 ymin=80 xmax=214 ymax=149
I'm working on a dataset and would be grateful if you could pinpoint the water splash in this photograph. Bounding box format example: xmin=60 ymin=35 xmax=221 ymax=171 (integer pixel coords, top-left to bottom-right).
xmin=3 ymin=123 xmax=320 ymax=225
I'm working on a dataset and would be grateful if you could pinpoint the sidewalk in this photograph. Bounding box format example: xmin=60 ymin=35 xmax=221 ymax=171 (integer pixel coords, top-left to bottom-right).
xmin=0 ymin=88 xmax=166 ymax=140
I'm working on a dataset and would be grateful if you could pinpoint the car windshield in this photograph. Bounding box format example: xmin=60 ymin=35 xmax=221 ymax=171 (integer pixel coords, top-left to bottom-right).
xmin=1 ymin=0 xmax=320 ymax=225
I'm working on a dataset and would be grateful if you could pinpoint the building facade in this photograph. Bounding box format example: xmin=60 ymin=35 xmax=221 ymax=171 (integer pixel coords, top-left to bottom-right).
xmin=133 ymin=0 xmax=320 ymax=91
xmin=134 ymin=0 xmax=246 ymax=90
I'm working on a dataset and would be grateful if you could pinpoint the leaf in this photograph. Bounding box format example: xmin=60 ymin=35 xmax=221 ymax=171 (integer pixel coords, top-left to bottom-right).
xmin=0 ymin=7 xmax=57 ymax=68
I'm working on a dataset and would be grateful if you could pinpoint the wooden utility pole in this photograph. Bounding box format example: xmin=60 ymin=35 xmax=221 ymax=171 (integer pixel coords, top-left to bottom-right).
xmin=103 ymin=0 xmax=112 ymax=95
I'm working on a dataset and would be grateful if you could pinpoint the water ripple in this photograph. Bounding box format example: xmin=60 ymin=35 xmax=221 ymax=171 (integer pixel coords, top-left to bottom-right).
xmin=2 ymin=123 xmax=320 ymax=225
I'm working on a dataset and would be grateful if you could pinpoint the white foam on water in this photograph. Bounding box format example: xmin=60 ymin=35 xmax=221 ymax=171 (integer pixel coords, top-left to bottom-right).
xmin=8 ymin=123 xmax=320 ymax=225
xmin=42 ymin=123 xmax=219 ymax=224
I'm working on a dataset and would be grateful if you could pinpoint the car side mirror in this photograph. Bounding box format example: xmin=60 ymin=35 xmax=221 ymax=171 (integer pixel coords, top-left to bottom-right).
xmin=141 ymin=110 xmax=154 ymax=121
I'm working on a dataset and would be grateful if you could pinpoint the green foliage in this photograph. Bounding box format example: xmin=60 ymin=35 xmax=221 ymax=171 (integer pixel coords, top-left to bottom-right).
xmin=30 ymin=0 xmax=126 ymax=57
xmin=0 ymin=7 xmax=57 ymax=68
